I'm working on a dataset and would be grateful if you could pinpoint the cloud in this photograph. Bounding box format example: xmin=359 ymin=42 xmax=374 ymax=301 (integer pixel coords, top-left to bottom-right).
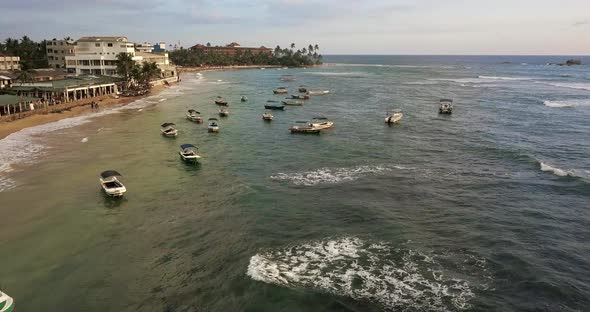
xmin=572 ymin=20 xmax=589 ymax=27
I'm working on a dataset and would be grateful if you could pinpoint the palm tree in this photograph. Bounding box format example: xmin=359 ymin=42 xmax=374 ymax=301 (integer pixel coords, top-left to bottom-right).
xmin=116 ymin=52 xmax=135 ymax=89
xmin=274 ymin=45 xmax=281 ymax=56
xmin=206 ymin=42 xmax=212 ymax=47
xmin=314 ymin=44 xmax=319 ymax=51
xmin=140 ymin=62 xmax=160 ymax=89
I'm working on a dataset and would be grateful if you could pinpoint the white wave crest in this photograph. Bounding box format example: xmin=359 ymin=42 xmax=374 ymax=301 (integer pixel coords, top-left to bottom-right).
xmin=478 ymin=75 xmax=532 ymax=81
xmin=543 ymin=82 xmax=590 ymax=91
xmin=247 ymin=237 xmax=488 ymax=311
xmin=544 ymin=99 xmax=590 ymax=108
xmin=270 ymin=165 xmax=410 ymax=186
xmin=403 ymin=81 xmax=439 ymax=85
xmin=303 ymin=71 xmax=366 ymax=77
xmin=539 ymin=162 xmax=573 ymax=177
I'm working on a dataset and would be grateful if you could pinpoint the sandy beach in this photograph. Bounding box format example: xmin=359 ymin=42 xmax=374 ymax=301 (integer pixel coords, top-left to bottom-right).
xmin=0 ymin=84 xmax=167 ymax=140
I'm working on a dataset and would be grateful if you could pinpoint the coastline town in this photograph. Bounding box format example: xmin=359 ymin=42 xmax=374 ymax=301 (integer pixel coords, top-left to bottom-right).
xmin=0 ymin=36 xmax=321 ymax=130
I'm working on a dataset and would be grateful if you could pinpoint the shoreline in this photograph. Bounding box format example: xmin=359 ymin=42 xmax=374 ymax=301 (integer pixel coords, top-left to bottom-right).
xmin=0 ymin=84 xmax=167 ymax=140
xmin=178 ymin=64 xmax=282 ymax=73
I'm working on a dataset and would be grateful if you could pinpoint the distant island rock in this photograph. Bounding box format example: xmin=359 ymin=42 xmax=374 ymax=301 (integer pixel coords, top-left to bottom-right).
xmin=547 ymin=59 xmax=583 ymax=66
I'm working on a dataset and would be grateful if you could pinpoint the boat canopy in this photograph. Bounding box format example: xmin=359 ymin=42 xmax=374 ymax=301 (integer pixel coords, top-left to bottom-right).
xmin=208 ymin=118 xmax=218 ymax=121
xmin=267 ymin=100 xmax=279 ymax=103
xmin=313 ymin=117 xmax=328 ymax=120
xmin=188 ymin=109 xmax=200 ymax=114
xmin=161 ymin=122 xmax=176 ymax=127
xmin=180 ymin=144 xmax=197 ymax=150
xmin=101 ymin=170 xmax=122 ymax=178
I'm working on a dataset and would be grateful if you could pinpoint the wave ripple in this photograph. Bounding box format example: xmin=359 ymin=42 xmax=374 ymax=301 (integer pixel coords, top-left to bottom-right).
xmin=270 ymin=165 xmax=411 ymax=186
xmin=247 ymin=237 xmax=489 ymax=311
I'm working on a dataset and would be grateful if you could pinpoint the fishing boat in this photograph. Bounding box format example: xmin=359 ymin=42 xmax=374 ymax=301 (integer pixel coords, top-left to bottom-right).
xmin=219 ymin=107 xmax=229 ymax=117
xmin=179 ymin=144 xmax=201 ymax=162
xmin=241 ymin=96 xmax=248 ymax=102
xmin=298 ymin=86 xmax=308 ymax=93
xmin=161 ymin=122 xmax=178 ymax=137
xmin=99 ymin=170 xmax=127 ymax=197
xmin=385 ymin=110 xmax=403 ymax=124
xmin=214 ymin=96 xmax=228 ymax=106
xmin=310 ymin=117 xmax=334 ymax=129
xmin=439 ymin=99 xmax=453 ymax=114
xmin=280 ymin=75 xmax=296 ymax=81
xmin=291 ymin=94 xmax=310 ymax=100
xmin=273 ymin=87 xmax=288 ymax=94
xmin=289 ymin=121 xmax=320 ymax=134
xmin=282 ymin=99 xmax=304 ymax=106
xmin=262 ymin=111 xmax=274 ymax=121
xmin=264 ymin=104 xmax=285 ymax=110
xmin=307 ymin=90 xmax=330 ymax=96
xmin=208 ymin=118 xmax=220 ymax=133
xmin=0 ymin=290 xmax=14 ymax=312
xmin=186 ymin=109 xmax=203 ymax=123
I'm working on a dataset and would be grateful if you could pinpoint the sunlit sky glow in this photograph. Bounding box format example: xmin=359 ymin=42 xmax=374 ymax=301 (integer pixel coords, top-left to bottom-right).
xmin=1 ymin=0 xmax=589 ymax=54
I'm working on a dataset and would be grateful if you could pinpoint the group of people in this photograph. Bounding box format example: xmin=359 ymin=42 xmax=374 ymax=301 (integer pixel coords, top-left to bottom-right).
xmin=90 ymin=101 xmax=100 ymax=110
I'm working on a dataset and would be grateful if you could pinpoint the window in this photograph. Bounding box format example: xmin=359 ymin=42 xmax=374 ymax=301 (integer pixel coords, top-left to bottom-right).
xmin=95 ymin=43 xmax=100 ymax=47
xmin=107 ymin=43 xmax=113 ymax=47
xmin=60 ymin=42 xmax=64 ymax=46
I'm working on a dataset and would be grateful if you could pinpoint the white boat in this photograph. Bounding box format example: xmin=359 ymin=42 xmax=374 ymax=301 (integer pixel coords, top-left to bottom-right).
xmin=307 ymin=90 xmax=330 ymax=96
xmin=310 ymin=117 xmax=334 ymax=129
xmin=273 ymin=87 xmax=288 ymax=94
xmin=262 ymin=111 xmax=274 ymax=121
xmin=208 ymin=118 xmax=220 ymax=133
xmin=99 ymin=170 xmax=127 ymax=197
xmin=161 ymin=122 xmax=178 ymax=137
xmin=219 ymin=107 xmax=229 ymax=117
xmin=186 ymin=109 xmax=203 ymax=123
xmin=0 ymin=290 xmax=14 ymax=312
xmin=439 ymin=99 xmax=453 ymax=114
xmin=385 ymin=110 xmax=403 ymax=124
xmin=179 ymin=144 xmax=201 ymax=162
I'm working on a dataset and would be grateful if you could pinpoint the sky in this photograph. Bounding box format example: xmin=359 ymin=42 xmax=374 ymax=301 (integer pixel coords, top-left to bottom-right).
xmin=1 ymin=0 xmax=589 ymax=55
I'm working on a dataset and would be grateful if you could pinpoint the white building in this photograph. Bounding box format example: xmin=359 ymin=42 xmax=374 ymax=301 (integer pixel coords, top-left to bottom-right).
xmin=46 ymin=38 xmax=75 ymax=69
xmin=65 ymin=36 xmax=141 ymax=76
xmin=135 ymin=42 xmax=153 ymax=53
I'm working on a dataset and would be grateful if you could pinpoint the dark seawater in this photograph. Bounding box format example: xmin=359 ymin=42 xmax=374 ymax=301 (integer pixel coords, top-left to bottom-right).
xmin=1 ymin=55 xmax=589 ymax=311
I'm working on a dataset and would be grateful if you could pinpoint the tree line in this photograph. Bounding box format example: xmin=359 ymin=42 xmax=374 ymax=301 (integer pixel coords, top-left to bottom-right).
xmin=0 ymin=36 xmax=48 ymax=69
xmin=116 ymin=53 xmax=160 ymax=91
xmin=169 ymin=43 xmax=323 ymax=67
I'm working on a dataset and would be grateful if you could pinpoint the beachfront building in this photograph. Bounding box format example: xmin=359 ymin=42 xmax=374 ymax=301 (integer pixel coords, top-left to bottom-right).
xmin=9 ymin=76 xmax=118 ymax=104
xmin=135 ymin=42 xmax=154 ymax=53
xmin=0 ymin=94 xmax=41 ymax=117
xmin=190 ymin=42 xmax=273 ymax=56
xmin=65 ymin=36 xmax=141 ymax=76
xmin=46 ymin=38 xmax=75 ymax=68
xmin=0 ymin=75 xmax=12 ymax=89
xmin=0 ymin=54 xmax=20 ymax=71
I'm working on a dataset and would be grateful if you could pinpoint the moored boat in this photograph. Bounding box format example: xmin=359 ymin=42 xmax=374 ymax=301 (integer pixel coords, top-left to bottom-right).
xmin=99 ymin=170 xmax=127 ymax=197
xmin=439 ymin=99 xmax=453 ymax=114
xmin=290 ymin=94 xmax=310 ymax=100
xmin=298 ymin=86 xmax=308 ymax=93
xmin=186 ymin=109 xmax=203 ymax=123
xmin=262 ymin=111 xmax=274 ymax=121
xmin=307 ymin=90 xmax=330 ymax=96
xmin=264 ymin=104 xmax=285 ymax=110
xmin=219 ymin=107 xmax=229 ymax=117
xmin=161 ymin=122 xmax=178 ymax=137
xmin=208 ymin=118 xmax=220 ymax=133
xmin=179 ymin=144 xmax=201 ymax=162
xmin=215 ymin=96 xmax=228 ymax=106
xmin=282 ymin=99 xmax=304 ymax=106
xmin=0 ymin=290 xmax=14 ymax=312
xmin=385 ymin=110 xmax=403 ymax=124
xmin=280 ymin=75 xmax=296 ymax=81
xmin=273 ymin=87 xmax=288 ymax=94
xmin=310 ymin=117 xmax=334 ymax=129
xmin=289 ymin=121 xmax=321 ymax=134
xmin=241 ymin=96 xmax=248 ymax=102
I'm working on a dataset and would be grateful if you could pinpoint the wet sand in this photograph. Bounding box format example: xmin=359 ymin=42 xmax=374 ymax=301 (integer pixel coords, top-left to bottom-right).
xmin=0 ymin=85 xmax=167 ymax=140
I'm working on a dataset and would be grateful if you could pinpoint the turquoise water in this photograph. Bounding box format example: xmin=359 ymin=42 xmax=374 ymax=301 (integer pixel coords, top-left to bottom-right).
xmin=1 ymin=56 xmax=590 ymax=311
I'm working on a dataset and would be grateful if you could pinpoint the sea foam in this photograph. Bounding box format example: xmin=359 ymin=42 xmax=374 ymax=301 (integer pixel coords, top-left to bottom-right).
xmin=543 ymin=99 xmax=590 ymax=108
xmin=270 ymin=164 xmax=412 ymax=186
xmin=247 ymin=237 xmax=490 ymax=311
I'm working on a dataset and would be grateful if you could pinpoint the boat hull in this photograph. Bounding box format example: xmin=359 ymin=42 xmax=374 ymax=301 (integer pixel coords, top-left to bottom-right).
xmin=208 ymin=127 xmax=220 ymax=133
xmin=311 ymin=121 xmax=334 ymax=129
xmin=264 ymin=105 xmax=285 ymax=110
xmin=385 ymin=113 xmax=403 ymax=124
xmin=179 ymin=152 xmax=201 ymax=162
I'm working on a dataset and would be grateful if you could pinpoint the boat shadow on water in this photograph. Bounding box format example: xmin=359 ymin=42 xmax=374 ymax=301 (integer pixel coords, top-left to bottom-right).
xmin=101 ymin=193 xmax=128 ymax=209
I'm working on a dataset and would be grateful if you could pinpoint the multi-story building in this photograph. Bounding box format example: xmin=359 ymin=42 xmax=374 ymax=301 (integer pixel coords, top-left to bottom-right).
xmin=190 ymin=42 xmax=273 ymax=56
xmin=153 ymin=42 xmax=167 ymax=53
xmin=0 ymin=54 xmax=20 ymax=71
xmin=135 ymin=42 xmax=153 ymax=53
xmin=46 ymin=38 xmax=75 ymax=68
xmin=65 ymin=36 xmax=141 ymax=76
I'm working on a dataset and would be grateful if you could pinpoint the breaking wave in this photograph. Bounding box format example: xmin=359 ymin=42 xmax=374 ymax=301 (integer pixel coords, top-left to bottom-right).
xmin=543 ymin=82 xmax=590 ymax=91
xmin=477 ymin=75 xmax=533 ymax=81
xmin=538 ymin=162 xmax=576 ymax=178
xmin=247 ymin=237 xmax=491 ymax=311
xmin=303 ymin=71 xmax=367 ymax=78
xmin=270 ymin=165 xmax=412 ymax=186
xmin=542 ymin=99 xmax=590 ymax=108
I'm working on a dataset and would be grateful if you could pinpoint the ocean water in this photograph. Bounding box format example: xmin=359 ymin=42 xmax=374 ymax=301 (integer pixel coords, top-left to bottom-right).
xmin=1 ymin=55 xmax=589 ymax=311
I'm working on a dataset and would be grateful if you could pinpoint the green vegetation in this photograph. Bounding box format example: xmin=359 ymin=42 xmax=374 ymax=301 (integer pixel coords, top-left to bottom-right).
xmin=169 ymin=43 xmax=322 ymax=67
xmin=115 ymin=53 xmax=160 ymax=90
xmin=0 ymin=36 xmax=48 ymax=69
